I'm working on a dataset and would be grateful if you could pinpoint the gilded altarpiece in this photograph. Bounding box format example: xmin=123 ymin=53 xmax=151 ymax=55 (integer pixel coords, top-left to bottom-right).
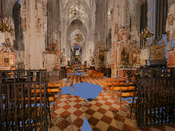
xmin=0 ymin=51 xmax=16 ymax=70
xmin=148 ymin=37 xmax=167 ymax=66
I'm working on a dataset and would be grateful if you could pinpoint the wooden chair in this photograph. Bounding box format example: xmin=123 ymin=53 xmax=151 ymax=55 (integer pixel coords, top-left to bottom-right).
xmin=116 ymin=86 xmax=137 ymax=104
xmin=103 ymin=81 xmax=113 ymax=92
xmin=113 ymin=84 xmax=138 ymax=105
xmin=111 ymin=82 xmax=120 ymax=97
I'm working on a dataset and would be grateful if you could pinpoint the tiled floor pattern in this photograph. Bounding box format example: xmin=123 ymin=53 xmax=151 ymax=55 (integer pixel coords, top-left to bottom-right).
xmin=49 ymin=89 xmax=139 ymax=131
xmin=49 ymin=75 xmax=175 ymax=131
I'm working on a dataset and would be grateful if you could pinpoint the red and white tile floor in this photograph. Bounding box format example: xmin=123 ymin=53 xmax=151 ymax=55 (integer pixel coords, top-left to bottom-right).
xmin=49 ymin=75 xmax=175 ymax=131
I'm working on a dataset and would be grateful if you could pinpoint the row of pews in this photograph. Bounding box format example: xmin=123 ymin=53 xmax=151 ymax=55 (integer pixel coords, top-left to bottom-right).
xmin=103 ymin=78 xmax=138 ymax=113
xmin=1 ymin=79 xmax=64 ymax=105
xmin=87 ymin=69 xmax=104 ymax=78
xmin=47 ymin=79 xmax=65 ymax=108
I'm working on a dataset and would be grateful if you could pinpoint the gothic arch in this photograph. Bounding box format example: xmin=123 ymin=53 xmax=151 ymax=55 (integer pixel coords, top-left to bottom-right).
xmin=69 ymin=30 xmax=85 ymax=48
xmin=64 ymin=0 xmax=90 ymax=29
xmin=67 ymin=19 xmax=87 ymax=42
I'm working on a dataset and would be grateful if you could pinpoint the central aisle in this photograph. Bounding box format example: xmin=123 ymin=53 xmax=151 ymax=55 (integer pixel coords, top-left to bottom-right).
xmin=49 ymin=75 xmax=139 ymax=131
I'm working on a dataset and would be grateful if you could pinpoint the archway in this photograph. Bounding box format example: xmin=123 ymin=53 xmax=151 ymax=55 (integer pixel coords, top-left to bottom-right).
xmin=67 ymin=19 xmax=86 ymax=65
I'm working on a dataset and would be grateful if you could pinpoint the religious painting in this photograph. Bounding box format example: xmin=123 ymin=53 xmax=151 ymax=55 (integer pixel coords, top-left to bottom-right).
xmin=4 ymin=53 xmax=9 ymax=67
xmin=121 ymin=47 xmax=129 ymax=65
xmin=133 ymin=52 xmax=137 ymax=64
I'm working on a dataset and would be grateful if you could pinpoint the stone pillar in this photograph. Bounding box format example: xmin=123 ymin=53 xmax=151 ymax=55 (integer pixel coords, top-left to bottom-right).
xmin=111 ymin=43 xmax=119 ymax=78
xmin=117 ymin=44 xmax=121 ymax=68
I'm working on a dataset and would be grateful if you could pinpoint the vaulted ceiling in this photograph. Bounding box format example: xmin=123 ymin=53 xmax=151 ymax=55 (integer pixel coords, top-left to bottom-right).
xmin=63 ymin=0 xmax=91 ymax=49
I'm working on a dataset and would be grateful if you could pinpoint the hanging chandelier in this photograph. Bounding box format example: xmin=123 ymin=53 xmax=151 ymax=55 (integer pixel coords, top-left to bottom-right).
xmin=139 ymin=27 xmax=154 ymax=39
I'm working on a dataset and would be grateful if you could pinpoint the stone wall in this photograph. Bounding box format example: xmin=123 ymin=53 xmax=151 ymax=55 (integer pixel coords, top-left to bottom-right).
xmin=44 ymin=54 xmax=56 ymax=71
xmin=140 ymin=49 xmax=149 ymax=66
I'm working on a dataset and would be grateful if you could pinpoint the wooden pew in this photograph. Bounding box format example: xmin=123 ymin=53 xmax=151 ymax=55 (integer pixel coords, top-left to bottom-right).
xmin=47 ymin=80 xmax=65 ymax=108
xmin=92 ymin=72 xmax=104 ymax=78
xmin=1 ymin=80 xmax=66 ymax=109
xmin=103 ymin=79 xmax=124 ymax=93
xmin=112 ymin=84 xmax=138 ymax=105
xmin=87 ymin=69 xmax=104 ymax=78
xmin=47 ymin=79 xmax=65 ymax=97
xmin=103 ymin=81 xmax=113 ymax=91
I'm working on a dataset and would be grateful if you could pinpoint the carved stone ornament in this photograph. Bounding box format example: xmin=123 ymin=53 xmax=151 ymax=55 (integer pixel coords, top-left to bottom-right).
xmin=36 ymin=18 xmax=42 ymax=32
xmin=167 ymin=13 xmax=175 ymax=26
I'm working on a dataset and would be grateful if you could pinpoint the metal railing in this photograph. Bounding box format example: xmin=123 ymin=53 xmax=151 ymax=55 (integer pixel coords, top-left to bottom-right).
xmin=0 ymin=70 xmax=51 ymax=131
xmin=135 ymin=68 xmax=175 ymax=127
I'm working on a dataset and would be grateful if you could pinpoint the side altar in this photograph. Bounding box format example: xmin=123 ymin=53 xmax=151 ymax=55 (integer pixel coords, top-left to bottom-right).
xmin=0 ymin=39 xmax=16 ymax=70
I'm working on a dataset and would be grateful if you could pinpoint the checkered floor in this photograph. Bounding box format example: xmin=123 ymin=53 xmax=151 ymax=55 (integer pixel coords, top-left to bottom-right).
xmin=49 ymin=75 xmax=175 ymax=131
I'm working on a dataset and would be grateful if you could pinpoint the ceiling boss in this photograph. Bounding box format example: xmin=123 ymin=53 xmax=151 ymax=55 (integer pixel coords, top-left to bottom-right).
xmin=74 ymin=33 xmax=83 ymax=43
